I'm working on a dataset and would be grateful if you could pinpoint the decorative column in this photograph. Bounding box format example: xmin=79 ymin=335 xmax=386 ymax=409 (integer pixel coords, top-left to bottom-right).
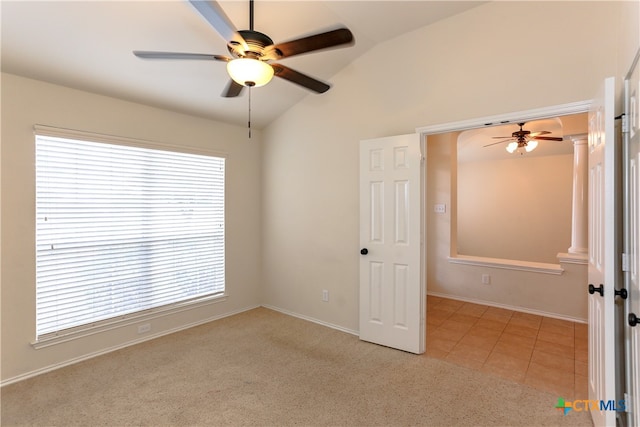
xmin=568 ymin=134 xmax=588 ymax=255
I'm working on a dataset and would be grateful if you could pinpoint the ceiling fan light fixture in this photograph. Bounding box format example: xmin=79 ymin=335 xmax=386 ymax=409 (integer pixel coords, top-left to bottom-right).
xmin=505 ymin=139 xmax=538 ymax=155
xmin=506 ymin=141 xmax=518 ymax=154
xmin=227 ymin=58 xmax=274 ymax=87
xmin=525 ymin=140 xmax=538 ymax=152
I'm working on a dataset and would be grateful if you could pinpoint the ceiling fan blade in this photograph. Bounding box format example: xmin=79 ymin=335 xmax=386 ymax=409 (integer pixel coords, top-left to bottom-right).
xmin=134 ymin=51 xmax=230 ymax=61
xmin=483 ymin=139 xmax=514 ymax=148
xmin=528 ymin=130 xmax=551 ymax=137
xmin=188 ymin=0 xmax=248 ymax=51
xmin=221 ymin=80 xmax=244 ymax=98
xmin=532 ymin=136 xmax=564 ymax=141
xmin=272 ymin=64 xmax=330 ymax=93
xmin=266 ymin=28 xmax=354 ymax=60
xmin=491 ymin=136 xmax=514 ymax=139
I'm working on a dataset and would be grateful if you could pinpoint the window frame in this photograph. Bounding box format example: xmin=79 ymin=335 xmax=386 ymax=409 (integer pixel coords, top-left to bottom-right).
xmin=32 ymin=125 xmax=228 ymax=348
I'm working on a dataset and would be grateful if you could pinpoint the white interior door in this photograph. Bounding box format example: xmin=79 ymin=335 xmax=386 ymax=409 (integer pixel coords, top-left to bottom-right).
xmin=625 ymin=52 xmax=640 ymax=427
xmin=588 ymin=76 xmax=617 ymax=427
xmin=359 ymin=134 xmax=425 ymax=354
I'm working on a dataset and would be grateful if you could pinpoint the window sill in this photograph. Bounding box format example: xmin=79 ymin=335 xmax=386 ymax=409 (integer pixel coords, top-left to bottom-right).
xmin=447 ymin=255 xmax=564 ymax=275
xmin=31 ymin=293 xmax=227 ymax=349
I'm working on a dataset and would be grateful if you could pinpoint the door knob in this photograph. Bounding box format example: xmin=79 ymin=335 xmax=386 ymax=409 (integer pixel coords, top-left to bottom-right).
xmin=360 ymin=248 xmax=368 ymax=255
xmin=629 ymin=313 xmax=639 ymax=327
xmin=615 ymin=288 xmax=628 ymax=299
xmin=588 ymin=284 xmax=604 ymax=297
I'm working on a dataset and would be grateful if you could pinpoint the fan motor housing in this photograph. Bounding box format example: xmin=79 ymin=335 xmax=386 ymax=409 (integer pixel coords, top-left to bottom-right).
xmin=229 ymin=30 xmax=274 ymax=59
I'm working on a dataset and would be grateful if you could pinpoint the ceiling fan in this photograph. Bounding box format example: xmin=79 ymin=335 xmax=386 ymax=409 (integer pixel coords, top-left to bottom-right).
xmin=133 ymin=0 xmax=354 ymax=98
xmin=483 ymin=122 xmax=564 ymax=154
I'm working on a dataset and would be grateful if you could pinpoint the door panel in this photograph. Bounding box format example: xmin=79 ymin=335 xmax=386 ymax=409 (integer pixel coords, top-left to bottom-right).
xmin=359 ymin=134 xmax=424 ymax=354
xmin=588 ymin=77 xmax=617 ymax=427
xmin=625 ymin=51 xmax=640 ymax=427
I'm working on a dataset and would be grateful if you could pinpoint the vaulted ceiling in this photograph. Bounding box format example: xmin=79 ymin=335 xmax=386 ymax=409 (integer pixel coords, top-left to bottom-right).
xmin=1 ymin=1 xmax=484 ymax=129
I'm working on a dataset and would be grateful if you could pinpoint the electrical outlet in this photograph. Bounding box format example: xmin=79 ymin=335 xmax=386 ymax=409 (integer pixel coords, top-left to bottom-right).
xmin=481 ymin=274 xmax=491 ymax=285
xmin=137 ymin=323 xmax=151 ymax=334
xmin=322 ymin=290 xmax=329 ymax=302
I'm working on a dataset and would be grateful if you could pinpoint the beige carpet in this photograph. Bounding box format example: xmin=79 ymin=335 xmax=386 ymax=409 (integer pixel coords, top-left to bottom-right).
xmin=1 ymin=307 xmax=592 ymax=426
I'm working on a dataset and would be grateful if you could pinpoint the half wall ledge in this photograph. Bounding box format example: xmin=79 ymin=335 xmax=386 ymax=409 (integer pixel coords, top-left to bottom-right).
xmin=447 ymin=255 xmax=564 ymax=275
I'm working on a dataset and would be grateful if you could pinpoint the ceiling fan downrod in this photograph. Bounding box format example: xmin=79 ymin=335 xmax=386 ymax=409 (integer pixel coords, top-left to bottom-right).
xmin=249 ymin=0 xmax=254 ymax=31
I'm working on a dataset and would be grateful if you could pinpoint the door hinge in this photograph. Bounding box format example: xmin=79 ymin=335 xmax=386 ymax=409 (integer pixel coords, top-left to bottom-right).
xmin=624 ymin=392 xmax=631 ymax=413
xmin=622 ymin=253 xmax=630 ymax=272
xmin=622 ymin=114 xmax=629 ymax=133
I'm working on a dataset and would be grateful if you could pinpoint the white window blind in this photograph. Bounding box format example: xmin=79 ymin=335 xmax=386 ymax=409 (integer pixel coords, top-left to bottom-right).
xmin=35 ymin=133 xmax=225 ymax=338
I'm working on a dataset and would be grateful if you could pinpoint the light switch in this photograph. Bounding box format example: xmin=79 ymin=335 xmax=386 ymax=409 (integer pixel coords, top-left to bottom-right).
xmin=434 ymin=204 xmax=446 ymax=214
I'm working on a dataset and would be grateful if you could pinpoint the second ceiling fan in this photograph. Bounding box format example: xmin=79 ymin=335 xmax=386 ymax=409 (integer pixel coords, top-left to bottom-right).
xmin=484 ymin=122 xmax=564 ymax=154
xmin=134 ymin=0 xmax=354 ymax=97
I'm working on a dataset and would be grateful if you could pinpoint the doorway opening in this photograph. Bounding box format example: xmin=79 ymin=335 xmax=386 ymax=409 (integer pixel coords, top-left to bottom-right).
xmin=417 ymin=101 xmax=590 ymax=398
xmin=418 ymin=101 xmax=590 ymax=314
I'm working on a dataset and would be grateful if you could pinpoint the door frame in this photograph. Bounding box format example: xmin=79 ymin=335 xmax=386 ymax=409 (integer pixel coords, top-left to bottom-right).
xmin=416 ymin=101 xmax=591 ymax=136
xmin=587 ymin=77 xmax=618 ymax=427
xmin=623 ymin=48 xmax=640 ymax=427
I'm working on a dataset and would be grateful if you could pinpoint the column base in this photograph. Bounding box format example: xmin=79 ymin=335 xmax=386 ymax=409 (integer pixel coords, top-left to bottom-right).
xmin=558 ymin=252 xmax=588 ymax=265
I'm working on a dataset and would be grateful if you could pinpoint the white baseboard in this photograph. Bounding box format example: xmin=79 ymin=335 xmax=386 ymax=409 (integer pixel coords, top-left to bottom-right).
xmin=261 ymin=304 xmax=359 ymax=336
xmin=1 ymin=305 xmax=260 ymax=388
xmin=427 ymin=291 xmax=587 ymax=324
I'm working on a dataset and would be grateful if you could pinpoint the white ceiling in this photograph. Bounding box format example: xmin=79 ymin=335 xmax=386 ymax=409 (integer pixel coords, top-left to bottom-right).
xmin=1 ymin=0 xmax=484 ymax=129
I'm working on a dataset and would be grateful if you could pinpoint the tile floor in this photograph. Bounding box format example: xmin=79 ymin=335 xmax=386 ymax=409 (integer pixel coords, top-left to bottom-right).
xmin=426 ymin=295 xmax=588 ymax=399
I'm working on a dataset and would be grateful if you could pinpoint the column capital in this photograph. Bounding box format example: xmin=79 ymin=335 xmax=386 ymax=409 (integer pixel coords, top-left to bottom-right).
xmin=568 ymin=134 xmax=588 ymax=144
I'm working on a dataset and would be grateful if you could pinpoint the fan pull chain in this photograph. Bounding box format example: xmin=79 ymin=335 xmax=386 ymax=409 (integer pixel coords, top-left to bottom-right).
xmin=248 ymin=0 xmax=254 ymax=137
xmin=248 ymin=86 xmax=252 ymax=139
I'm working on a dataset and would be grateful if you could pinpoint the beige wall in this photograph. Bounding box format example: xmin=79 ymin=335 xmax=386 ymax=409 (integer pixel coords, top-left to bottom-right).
xmin=1 ymin=74 xmax=262 ymax=383
xmin=457 ymin=153 xmax=573 ymax=264
xmin=261 ymin=1 xmax=633 ymax=329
